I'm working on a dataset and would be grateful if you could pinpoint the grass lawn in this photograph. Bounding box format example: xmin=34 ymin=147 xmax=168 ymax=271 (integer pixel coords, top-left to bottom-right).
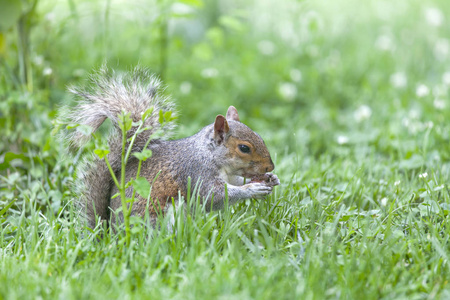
xmin=1 ymin=0 xmax=450 ymax=299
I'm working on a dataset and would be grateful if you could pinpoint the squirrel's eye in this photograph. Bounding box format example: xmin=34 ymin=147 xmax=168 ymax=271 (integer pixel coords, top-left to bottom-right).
xmin=238 ymin=144 xmax=251 ymax=154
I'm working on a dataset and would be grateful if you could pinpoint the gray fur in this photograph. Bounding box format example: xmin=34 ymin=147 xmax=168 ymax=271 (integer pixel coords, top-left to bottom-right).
xmin=60 ymin=66 xmax=278 ymax=229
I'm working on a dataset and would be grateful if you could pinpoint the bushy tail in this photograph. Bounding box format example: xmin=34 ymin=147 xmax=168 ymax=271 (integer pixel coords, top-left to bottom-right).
xmin=60 ymin=66 xmax=176 ymax=228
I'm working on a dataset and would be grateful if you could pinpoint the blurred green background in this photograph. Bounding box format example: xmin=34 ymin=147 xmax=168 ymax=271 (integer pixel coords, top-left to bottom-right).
xmin=2 ymin=0 xmax=449 ymax=147
xmin=2 ymin=0 xmax=450 ymax=298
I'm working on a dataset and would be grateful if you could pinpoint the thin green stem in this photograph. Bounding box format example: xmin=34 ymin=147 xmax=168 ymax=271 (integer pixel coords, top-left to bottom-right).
xmin=104 ymin=156 xmax=119 ymax=188
xmin=120 ymin=123 xmax=130 ymax=245
xmin=123 ymin=123 xmax=143 ymax=214
xmin=119 ymin=120 xmax=145 ymax=245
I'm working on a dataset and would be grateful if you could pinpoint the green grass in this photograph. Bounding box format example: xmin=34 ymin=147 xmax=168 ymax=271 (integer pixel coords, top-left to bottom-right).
xmin=2 ymin=0 xmax=450 ymax=298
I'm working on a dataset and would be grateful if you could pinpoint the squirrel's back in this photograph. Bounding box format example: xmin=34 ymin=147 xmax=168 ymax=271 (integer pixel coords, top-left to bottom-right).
xmin=109 ymin=126 xmax=221 ymax=225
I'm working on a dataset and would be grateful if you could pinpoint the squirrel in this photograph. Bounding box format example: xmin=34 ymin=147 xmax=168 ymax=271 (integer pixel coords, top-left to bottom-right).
xmin=62 ymin=66 xmax=280 ymax=229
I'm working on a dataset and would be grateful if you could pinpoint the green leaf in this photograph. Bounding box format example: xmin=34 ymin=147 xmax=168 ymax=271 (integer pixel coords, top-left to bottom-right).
xmin=65 ymin=123 xmax=79 ymax=130
xmin=159 ymin=110 xmax=164 ymax=124
xmin=133 ymin=149 xmax=152 ymax=161
xmin=156 ymin=110 xmax=177 ymax=125
xmin=118 ymin=112 xmax=132 ymax=131
xmin=142 ymin=106 xmax=154 ymax=121
xmin=164 ymin=111 xmax=173 ymax=121
xmin=94 ymin=148 xmax=110 ymax=159
xmin=132 ymin=177 xmax=151 ymax=199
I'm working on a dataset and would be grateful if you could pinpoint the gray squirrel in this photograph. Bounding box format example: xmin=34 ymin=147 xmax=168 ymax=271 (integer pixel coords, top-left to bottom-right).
xmin=62 ymin=66 xmax=280 ymax=228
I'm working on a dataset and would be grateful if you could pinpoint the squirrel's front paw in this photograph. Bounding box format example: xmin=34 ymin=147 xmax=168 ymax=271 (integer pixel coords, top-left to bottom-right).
xmin=251 ymin=173 xmax=280 ymax=187
xmin=244 ymin=182 xmax=273 ymax=199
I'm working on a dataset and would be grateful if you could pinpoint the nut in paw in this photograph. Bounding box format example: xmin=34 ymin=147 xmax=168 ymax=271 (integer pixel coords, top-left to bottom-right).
xmin=251 ymin=173 xmax=280 ymax=187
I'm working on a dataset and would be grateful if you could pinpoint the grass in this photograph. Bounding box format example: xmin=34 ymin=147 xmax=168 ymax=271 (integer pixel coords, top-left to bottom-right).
xmin=1 ymin=0 xmax=450 ymax=298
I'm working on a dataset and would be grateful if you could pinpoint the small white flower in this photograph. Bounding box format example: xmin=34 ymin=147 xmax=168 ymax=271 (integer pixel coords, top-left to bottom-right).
xmin=416 ymin=84 xmax=430 ymax=97
xmin=442 ymin=72 xmax=450 ymax=86
xmin=258 ymin=40 xmax=275 ymax=56
xmin=434 ymin=39 xmax=449 ymax=61
xmin=43 ymin=67 xmax=53 ymax=76
xmin=354 ymin=105 xmax=372 ymax=122
xmin=402 ymin=117 xmax=410 ymax=127
xmin=390 ymin=72 xmax=407 ymax=88
xmin=290 ymin=69 xmax=302 ymax=83
xmin=381 ymin=197 xmax=388 ymax=207
xmin=34 ymin=56 xmax=44 ymax=66
xmin=278 ymin=82 xmax=297 ymax=101
xmin=201 ymin=68 xmax=218 ymax=78
xmin=425 ymin=121 xmax=434 ymax=129
xmin=408 ymin=109 xmax=420 ymax=119
xmin=394 ymin=180 xmax=401 ymax=186
xmin=419 ymin=172 xmax=428 ymax=179
xmin=180 ymin=81 xmax=192 ymax=95
xmin=337 ymin=135 xmax=349 ymax=145
xmin=425 ymin=7 xmax=444 ymax=27
xmin=280 ymin=22 xmax=296 ymax=43
xmin=45 ymin=12 xmax=55 ymax=22
xmin=379 ymin=179 xmax=386 ymax=185
xmin=375 ymin=35 xmax=393 ymax=51
xmin=434 ymin=99 xmax=446 ymax=109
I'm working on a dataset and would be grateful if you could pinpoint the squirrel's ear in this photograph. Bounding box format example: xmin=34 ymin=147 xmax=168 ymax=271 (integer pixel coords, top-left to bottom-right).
xmin=226 ymin=106 xmax=240 ymax=122
xmin=214 ymin=115 xmax=229 ymax=144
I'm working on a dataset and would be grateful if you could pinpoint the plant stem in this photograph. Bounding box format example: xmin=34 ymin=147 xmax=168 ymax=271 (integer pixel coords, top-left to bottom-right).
xmin=120 ymin=123 xmax=130 ymax=245
xmin=119 ymin=121 xmax=144 ymax=246
xmin=104 ymin=156 xmax=119 ymax=188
